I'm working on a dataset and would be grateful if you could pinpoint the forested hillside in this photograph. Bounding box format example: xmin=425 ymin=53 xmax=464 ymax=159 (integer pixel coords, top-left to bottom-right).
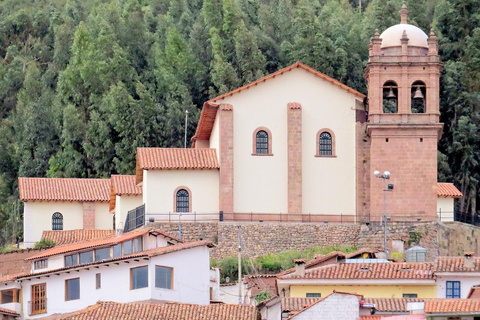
xmin=0 ymin=0 xmax=478 ymax=244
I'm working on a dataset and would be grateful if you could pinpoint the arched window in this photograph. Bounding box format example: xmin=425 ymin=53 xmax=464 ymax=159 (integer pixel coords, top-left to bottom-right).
xmin=52 ymin=212 xmax=63 ymax=230
xmin=175 ymin=188 xmax=190 ymax=213
xmin=383 ymin=81 xmax=398 ymax=114
xmin=252 ymin=127 xmax=273 ymax=156
xmin=411 ymin=80 xmax=426 ymax=113
xmin=316 ymin=129 xmax=336 ymax=157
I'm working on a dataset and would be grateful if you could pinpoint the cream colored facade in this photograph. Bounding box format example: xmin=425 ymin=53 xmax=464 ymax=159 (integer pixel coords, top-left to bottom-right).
xmin=114 ymin=195 xmax=143 ymax=230
xmin=23 ymin=201 xmax=111 ymax=248
xmin=143 ymin=169 xmax=219 ymax=219
xmin=437 ymin=197 xmax=454 ymax=222
xmin=208 ymin=68 xmax=362 ymax=216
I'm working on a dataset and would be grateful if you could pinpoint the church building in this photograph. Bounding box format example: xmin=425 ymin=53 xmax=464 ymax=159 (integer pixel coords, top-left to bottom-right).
xmin=19 ymin=4 xmax=462 ymax=247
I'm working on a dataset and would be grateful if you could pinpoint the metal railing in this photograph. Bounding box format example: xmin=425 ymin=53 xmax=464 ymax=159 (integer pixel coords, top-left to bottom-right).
xmin=453 ymin=210 xmax=480 ymax=226
xmin=124 ymin=204 xmax=145 ymax=233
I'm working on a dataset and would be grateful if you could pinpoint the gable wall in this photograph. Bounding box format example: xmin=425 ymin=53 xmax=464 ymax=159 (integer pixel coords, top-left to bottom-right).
xmin=218 ymin=68 xmax=360 ymax=215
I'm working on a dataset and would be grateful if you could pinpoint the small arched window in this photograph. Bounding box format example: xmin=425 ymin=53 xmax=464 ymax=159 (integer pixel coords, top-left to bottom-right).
xmin=383 ymin=81 xmax=398 ymax=114
xmin=411 ymin=80 xmax=426 ymax=113
xmin=175 ymin=189 xmax=190 ymax=213
xmin=316 ymin=129 xmax=336 ymax=157
xmin=52 ymin=212 xmax=63 ymax=230
xmin=252 ymin=127 xmax=273 ymax=156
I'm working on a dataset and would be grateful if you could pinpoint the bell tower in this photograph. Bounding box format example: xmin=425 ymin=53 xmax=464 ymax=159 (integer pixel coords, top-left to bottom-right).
xmin=365 ymin=2 xmax=443 ymax=222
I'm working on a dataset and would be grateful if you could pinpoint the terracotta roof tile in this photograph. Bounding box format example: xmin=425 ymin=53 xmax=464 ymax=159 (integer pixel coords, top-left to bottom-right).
xmin=435 ymin=257 xmax=480 ymax=272
xmin=281 ymin=297 xmax=321 ymax=312
xmin=137 ymin=148 xmax=219 ymax=170
xmin=278 ymin=251 xmax=347 ymax=277
xmin=281 ymin=262 xmax=434 ymax=280
xmin=424 ymin=299 xmax=480 ymax=313
xmin=21 ymin=240 xmax=214 ymax=279
xmin=243 ymin=275 xmax=278 ymax=297
xmin=468 ymin=284 xmax=480 ymax=299
xmin=27 ymin=228 xmax=182 ymax=261
xmin=42 ymin=230 xmax=116 ymax=246
xmin=61 ymin=301 xmax=258 ymax=320
xmin=364 ymin=298 xmax=420 ymax=312
xmin=19 ymin=177 xmax=110 ymax=202
xmin=0 ymin=306 xmax=20 ymax=316
xmin=0 ymin=272 xmax=26 ymax=283
xmin=0 ymin=248 xmax=47 ymax=276
xmin=437 ymin=183 xmax=463 ymax=198
xmin=111 ymin=175 xmax=142 ymax=196
xmin=346 ymin=248 xmax=378 ymax=259
xmin=192 ymin=62 xmax=365 ymax=144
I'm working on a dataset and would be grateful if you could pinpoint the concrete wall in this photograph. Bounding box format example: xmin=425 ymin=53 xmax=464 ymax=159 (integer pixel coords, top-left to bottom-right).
xmin=95 ymin=202 xmax=113 ymax=230
xmin=115 ymin=195 xmax=143 ymax=230
xmin=143 ymin=169 xmax=219 ymax=217
xmin=21 ymin=246 xmax=210 ymax=319
xmin=291 ymin=293 xmax=359 ymax=320
xmin=217 ymin=68 xmax=361 ymax=216
xmin=437 ymin=198 xmax=454 ymax=222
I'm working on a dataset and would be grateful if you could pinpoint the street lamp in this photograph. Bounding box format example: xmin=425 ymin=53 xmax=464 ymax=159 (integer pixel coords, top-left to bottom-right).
xmin=374 ymin=170 xmax=393 ymax=258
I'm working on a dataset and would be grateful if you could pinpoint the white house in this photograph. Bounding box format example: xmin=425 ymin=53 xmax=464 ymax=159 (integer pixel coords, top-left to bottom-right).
xmin=110 ymin=175 xmax=143 ymax=231
xmin=19 ymin=178 xmax=113 ymax=247
xmin=437 ymin=183 xmax=463 ymax=222
xmin=12 ymin=227 xmax=214 ymax=318
xmin=435 ymin=254 xmax=480 ymax=299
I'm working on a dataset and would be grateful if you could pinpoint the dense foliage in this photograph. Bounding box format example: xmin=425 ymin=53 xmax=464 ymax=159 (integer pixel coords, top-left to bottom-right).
xmin=0 ymin=0 xmax=478 ymax=244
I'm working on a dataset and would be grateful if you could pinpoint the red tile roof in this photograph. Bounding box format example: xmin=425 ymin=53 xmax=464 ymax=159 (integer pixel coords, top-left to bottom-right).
xmin=42 ymin=230 xmax=116 ymax=246
xmin=435 ymin=257 xmax=480 ymax=272
xmin=19 ymin=177 xmax=110 ymax=202
xmin=281 ymin=262 xmax=434 ymax=280
xmin=0 ymin=248 xmax=47 ymax=276
xmin=281 ymin=297 xmax=321 ymax=312
xmin=243 ymin=274 xmax=278 ymax=298
xmin=27 ymin=228 xmax=182 ymax=261
xmin=111 ymin=175 xmax=142 ymax=196
xmin=424 ymin=299 xmax=480 ymax=313
xmin=21 ymin=240 xmax=214 ymax=279
xmin=136 ymin=148 xmax=219 ymax=183
xmin=62 ymin=301 xmax=259 ymax=320
xmin=192 ymin=61 xmax=365 ymax=144
xmin=346 ymin=248 xmax=377 ymax=259
xmin=278 ymin=251 xmax=347 ymax=277
xmin=468 ymin=284 xmax=480 ymax=299
xmin=0 ymin=306 xmax=19 ymax=316
xmin=437 ymin=183 xmax=463 ymax=198
xmin=364 ymin=298 xmax=420 ymax=313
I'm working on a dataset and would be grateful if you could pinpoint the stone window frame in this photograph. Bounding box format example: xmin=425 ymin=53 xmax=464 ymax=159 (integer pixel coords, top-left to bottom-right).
xmin=174 ymin=186 xmax=192 ymax=213
xmin=252 ymin=127 xmax=273 ymax=156
xmin=411 ymin=80 xmax=427 ymax=114
xmin=315 ymin=128 xmax=336 ymax=158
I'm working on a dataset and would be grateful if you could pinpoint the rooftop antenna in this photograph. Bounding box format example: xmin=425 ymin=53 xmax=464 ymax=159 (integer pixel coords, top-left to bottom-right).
xmin=184 ymin=110 xmax=189 ymax=148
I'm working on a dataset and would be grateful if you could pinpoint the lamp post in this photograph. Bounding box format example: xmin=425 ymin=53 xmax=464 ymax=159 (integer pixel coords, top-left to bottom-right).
xmin=374 ymin=170 xmax=393 ymax=258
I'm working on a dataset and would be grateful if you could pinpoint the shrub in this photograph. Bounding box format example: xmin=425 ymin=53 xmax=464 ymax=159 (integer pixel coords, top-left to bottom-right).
xmin=254 ymin=290 xmax=272 ymax=303
xmin=34 ymin=238 xmax=56 ymax=249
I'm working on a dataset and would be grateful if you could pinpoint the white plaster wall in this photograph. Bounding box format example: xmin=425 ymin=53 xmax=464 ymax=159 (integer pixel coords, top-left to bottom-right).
xmin=95 ymin=202 xmax=113 ymax=230
xmin=23 ymin=202 xmax=84 ymax=248
xmin=209 ymin=113 xmax=220 ymax=158
xmin=437 ymin=198 xmax=454 ymax=222
xmin=436 ymin=274 xmax=480 ymax=298
xmin=143 ymin=170 xmax=219 ymax=218
xmin=261 ymin=301 xmax=281 ymax=320
xmin=219 ymin=283 xmax=241 ymax=304
xmin=115 ymin=195 xmax=143 ymax=230
xmin=0 ymin=283 xmax=21 ymax=314
xmin=21 ymin=246 xmax=210 ymax=318
xmin=219 ymin=68 xmax=360 ymax=215
xmin=290 ymin=293 xmax=359 ymax=320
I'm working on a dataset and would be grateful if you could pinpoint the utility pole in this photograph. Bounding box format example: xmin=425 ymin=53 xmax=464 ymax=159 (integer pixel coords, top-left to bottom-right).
xmin=238 ymin=225 xmax=242 ymax=304
xmin=383 ymin=177 xmax=388 ymax=257
xmin=184 ymin=110 xmax=189 ymax=148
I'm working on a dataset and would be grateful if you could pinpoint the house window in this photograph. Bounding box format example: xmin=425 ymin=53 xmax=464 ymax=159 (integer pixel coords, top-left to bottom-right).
xmin=65 ymin=278 xmax=80 ymax=301
xmin=65 ymin=254 xmax=78 ymax=267
xmin=155 ymin=266 xmax=173 ymax=289
xmin=175 ymin=189 xmax=190 ymax=213
xmin=31 ymin=283 xmax=47 ymax=315
xmin=96 ymin=273 xmax=101 ymax=290
xmin=113 ymin=244 xmax=122 ymax=258
xmin=134 ymin=237 xmax=143 ymax=253
xmin=52 ymin=212 xmax=63 ymax=230
xmin=131 ymin=266 xmax=148 ymax=290
xmin=446 ymin=281 xmax=461 ymax=298
xmin=1 ymin=289 xmax=20 ymax=303
xmin=95 ymin=248 xmax=111 ymax=262
xmin=123 ymin=240 xmax=133 ymax=255
xmin=252 ymin=127 xmax=272 ymax=156
xmin=403 ymin=293 xmax=418 ymax=298
xmin=306 ymin=293 xmax=321 ymax=297
xmin=316 ymin=129 xmax=336 ymax=157
xmin=34 ymin=259 xmax=48 ymax=270
xmin=79 ymin=251 xmax=93 ymax=265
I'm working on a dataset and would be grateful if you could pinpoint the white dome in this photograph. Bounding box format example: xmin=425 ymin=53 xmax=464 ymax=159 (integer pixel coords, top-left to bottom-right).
xmin=380 ymin=24 xmax=428 ymax=48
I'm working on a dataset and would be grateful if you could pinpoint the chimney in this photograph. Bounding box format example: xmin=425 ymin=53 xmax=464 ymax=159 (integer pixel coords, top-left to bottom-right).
xmin=294 ymin=259 xmax=306 ymax=276
xmin=464 ymin=252 xmax=475 ymax=269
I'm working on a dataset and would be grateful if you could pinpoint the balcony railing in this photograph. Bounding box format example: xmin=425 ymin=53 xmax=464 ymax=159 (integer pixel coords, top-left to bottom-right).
xmin=124 ymin=204 xmax=145 ymax=233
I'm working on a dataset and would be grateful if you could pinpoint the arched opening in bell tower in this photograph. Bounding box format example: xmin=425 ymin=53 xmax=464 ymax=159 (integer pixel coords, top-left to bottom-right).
xmin=382 ymin=81 xmax=398 ymax=114
xmin=411 ymin=80 xmax=426 ymax=113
